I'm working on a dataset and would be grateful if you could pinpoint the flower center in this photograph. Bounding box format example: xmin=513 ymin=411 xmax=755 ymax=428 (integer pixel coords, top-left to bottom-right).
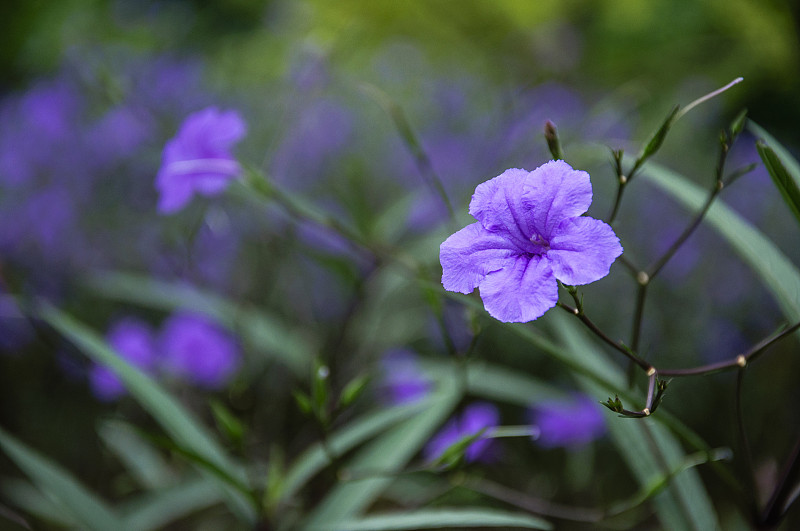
xmin=529 ymin=233 xmax=551 ymax=253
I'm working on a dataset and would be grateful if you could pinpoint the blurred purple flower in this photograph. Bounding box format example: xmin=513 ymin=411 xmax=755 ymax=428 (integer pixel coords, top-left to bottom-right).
xmin=270 ymin=99 xmax=353 ymax=189
xmin=440 ymin=161 xmax=622 ymax=322
xmin=156 ymin=107 xmax=246 ymax=214
xmin=89 ymin=318 xmax=158 ymax=401
xmin=160 ymin=312 xmax=241 ymax=389
xmin=531 ymin=394 xmax=607 ymax=449
xmin=380 ymin=349 xmax=432 ymax=405
xmin=87 ymin=105 xmax=152 ymax=168
xmin=425 ymin=402 xmax=499 ymax=463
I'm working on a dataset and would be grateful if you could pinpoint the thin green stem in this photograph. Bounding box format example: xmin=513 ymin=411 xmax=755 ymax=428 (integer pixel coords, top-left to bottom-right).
xmin=660 ymin=320 xmax=800 ymax=377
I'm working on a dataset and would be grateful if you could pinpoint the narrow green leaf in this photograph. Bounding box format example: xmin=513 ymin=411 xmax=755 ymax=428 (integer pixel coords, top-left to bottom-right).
xmin=119 ymin=478 xmax=224 ymax=531
xmin=0 ymin=426 xmax=124 ymax=531
xmin=1 ymin=479 xmax=76 ymax=527
xmin=423 ymin=358 xmax=566 ymax=405
xmin=641 ymin=163 xmax=800 ymax=321
xmin=280 ymin=402 xmax=427 ymax=504
xmin=639 ymin=105 xmax=680 ymax=162
xmin=552 ymin=314 xmax=720 ymax=531
xmin=315 ymin=508 xmax=552 ymax=530
xmin=38 ymin=305 xmax=256 ymax=523
xmin=756 ymin=141 xmax=800 ymax=227
xmin=748 ymin=122 xmax=800 ymax=184
xmin=87 ymin=271 xmax=315 ymax=376
xmin=302 ymin=376 xmax=461 ymax=527
xmin=98 ymin=419 xmax=175 ymax=490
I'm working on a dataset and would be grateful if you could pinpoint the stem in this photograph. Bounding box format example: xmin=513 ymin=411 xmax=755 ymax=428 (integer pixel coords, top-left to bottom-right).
xmin=660 ymin=320 xmax=800 ymax=377
xmin=557 ymin=301 xmax=652 ymax=372
xmin=627 ymin=281 xmax=649 ymax=387
xmin=647 ymin=181 xmax=722 ymax=280
xmin=734 ymin=368 xmax=758 ymax=522
xmin=760 ymin=438 xmax=800 ymax=528
xmin=465 ymin=477 xmax=604 ymax=523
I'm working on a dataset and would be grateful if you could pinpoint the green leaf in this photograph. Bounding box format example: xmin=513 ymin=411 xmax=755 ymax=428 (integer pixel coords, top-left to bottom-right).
xmin=87 ymin=271 xmax=315 ymax=376
xmin=119 ymin=478 xmax=224 ymax=531
xmin=0 ymin=426 xmax=124 ymax=531
xmin=2 ymin=479 xmax=77 ymax=527
xmin=339 ymin=374 xmax=370 ymax=408
xmin=98 ymin=420 xmax=175 ymax=490
xmin=280 ymin=402 xmax=427 ymax=505
xmin=551 ymin=313 xmax=720 ymax=531
xmin=38 ymin=305 xmax=256 ymax=523
xmin=314 ymin=508 xmax=552 ymax=530
xmin=423 ymin=359 xmax=567 ymax=405
xmin=748 ymin=121 xmax=800 ymax=184
xmin=302 ymin=376 xmax=461 ymax=527
xmin=209 ymin=400 xmax=246 ymax=447
xmin=756 ymin=141 xmax=800 ymax=227
xmin=639 ymin=105 xmax=680 ymax=163
xmin=641 ymin=163 xmax=800 ymax=321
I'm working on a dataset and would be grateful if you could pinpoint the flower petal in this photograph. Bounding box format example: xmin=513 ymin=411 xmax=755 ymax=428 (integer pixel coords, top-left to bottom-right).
xmin=468 ymin=168 xmax=537 ymax=248
xmin=523 ymin=160 xmax=592 ymax=237
xmin=547 ymin=217 xmax=623 ymax=285
xmin=478 ymin=255 xmax=557 ymax=323
xmin=440 ymin=222 xmax=521 ymax=294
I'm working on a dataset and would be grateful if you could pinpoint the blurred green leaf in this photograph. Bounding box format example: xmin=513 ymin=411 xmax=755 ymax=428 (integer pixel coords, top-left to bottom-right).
xmin=302 ymin=376 xmax=461 ymax=527
xmin=209 ymin=400 xmax=246 ymax=447
xmin=756 ymin=141 xmax=800 ymax=227
xmin=339 ymin=373 xmax=370 ymax=408
xmin=0 ymin=426 xmax=124 ymax=531
xmin=119 ymin=478 xmax=225 ymax=531
xmin=280 ymin=401 xmax=429 ymax=505
xmin=641 ymin=163 xmax=800 ymax=321
xmin=87 ymin=271 xmax=316 ymax=376
xmin=552 ymin=313 xmax=721 ymax=530
xmin=98 ymin=420 xmax=175 ymax=490
xmin=638 ymin=105 xmax=680 ymax=166
xmin=1 ymin=479 xmax=77 ymax=528
xmin=38 ymin=305 xmax=257 ymax=523
xmin=315 ymin=508 xmax=552 ymax=530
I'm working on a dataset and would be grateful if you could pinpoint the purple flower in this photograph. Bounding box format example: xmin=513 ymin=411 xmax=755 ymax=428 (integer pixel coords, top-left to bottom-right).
xmin=89 ymin=318 xmax=157 ymax=401
xmin=425 ymin=402 xmax=499 ymax=463
xmin=156 ymin=107 xmax=246 ymax=214
xmin=531 ymin=394 xmax=607 ymax=449
xmin=160 ymin=312 xmax=241 ymax=389
xmin=439 ymin=161 xmax=622 ymax=323
xmin=379 ymin=349 xmax=432 ymax=405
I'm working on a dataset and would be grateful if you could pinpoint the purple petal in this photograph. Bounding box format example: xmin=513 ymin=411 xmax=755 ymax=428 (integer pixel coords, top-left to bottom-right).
xmin=468 ymin=168 xmax=537 ymax=247
xmin=478 ymin=255 xmax=558 ymax=323
xmin=523 ymin=160 xmax=592 ymax=238
xmin=532 ymin=394 xmax=607 ymax=448
xmin=461 ymin=402 xmax=500 ymax=461
xmin=440 ymin=222 xmax=521 ymax=294
xmin=547 ymin=217 xmax=623 ymax=285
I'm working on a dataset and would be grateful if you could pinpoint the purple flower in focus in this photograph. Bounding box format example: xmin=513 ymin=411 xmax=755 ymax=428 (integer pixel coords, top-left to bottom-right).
xmin=380 ymin=349 xmax=432 ymax=405
xmin=531 ymin=394 xmax=607 ymax=449
xmin=156 ymin=107 xmax=246 ymax=214
xmin=440 ymin=161 xmax=622 ymax=323
xmin=160 ymin=312 xmax=241 ymax=389
xmin=89 ymin=318 xmax=157 ymax=401
xmin=425 ymin=402 xmax=499 ymax=464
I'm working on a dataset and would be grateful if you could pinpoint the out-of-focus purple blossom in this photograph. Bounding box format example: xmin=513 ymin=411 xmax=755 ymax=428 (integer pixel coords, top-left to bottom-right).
xmin=87 ymin=106 xmax=153 ymax=168
xmin=270 ymin=99 xmax=353 ymax=189
xmin=0 ymin=186 xmax=79 ymax=263
xmin=156 ymin=107 xmax=246 ymax=214
xmin=531 ymin=394 xmax=607 ymax=449
xmin=380 ymin=349 xmax=432 ymax=405
xmin=440 ymin=161 xmax=623 ymax=323
xmin=160 ymin=312 xmax=241 ymax=389
xmin=425 ymin=402 xmax=500 ymax=463
xmin=89 ymin=318 xmax=158 ymax=401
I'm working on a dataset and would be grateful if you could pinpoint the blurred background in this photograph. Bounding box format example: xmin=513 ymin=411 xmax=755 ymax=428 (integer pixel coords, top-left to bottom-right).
xmin=1 ymin=1 xmax=800 ymax=529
